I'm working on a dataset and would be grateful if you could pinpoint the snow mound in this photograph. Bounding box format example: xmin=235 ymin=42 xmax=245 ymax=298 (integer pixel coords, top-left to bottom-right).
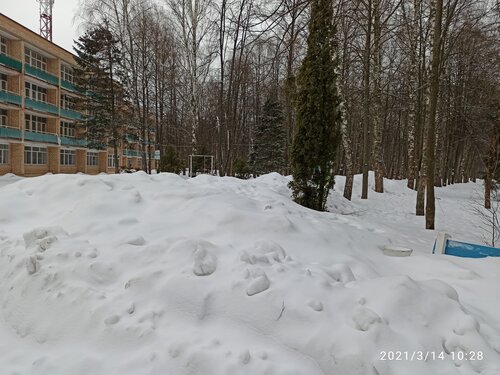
xmin=0 ymin=172 xmax=499 ymax=375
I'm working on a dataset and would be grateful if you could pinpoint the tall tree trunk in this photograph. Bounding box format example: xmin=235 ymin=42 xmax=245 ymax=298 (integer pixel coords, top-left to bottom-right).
xmin=406 ymin=0 xmax=420 ymax=190
xmin=484 ymin=132 xmax=498 ymax=209
xmin=340 ymin=99 xmax=354 ymax=200
xmin=372 ymin=0 xmax=384 ymax=193
xmin=284 ymin=0 xmax=298 ymax=175
xmin=416 ymin=156 xmax=426 ymax=215
xmin=424 ymin=0 xmax=443 ymax=229
xmin=361 ymin=0 xmax=372 ymax=199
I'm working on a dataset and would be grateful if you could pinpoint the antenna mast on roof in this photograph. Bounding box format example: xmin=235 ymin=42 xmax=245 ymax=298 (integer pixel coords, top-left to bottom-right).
xmin=38 ymin=0 xmax=55 ymax=41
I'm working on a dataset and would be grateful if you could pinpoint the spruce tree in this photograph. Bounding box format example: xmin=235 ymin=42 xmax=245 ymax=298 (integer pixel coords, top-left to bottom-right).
xmin=74 ymin=24 xmax=125 ymax=173
xmin=289 ymin=0 xmax=342 ymax=211
xmin=253 ymin=97 xmax=286 ymax=176
xmin=159 ymin=145 xmax=182 ymax=174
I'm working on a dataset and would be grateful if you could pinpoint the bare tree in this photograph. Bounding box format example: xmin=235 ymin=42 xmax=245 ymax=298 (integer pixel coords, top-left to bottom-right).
xmin=168 ymin=0 xmax=216 ymax=156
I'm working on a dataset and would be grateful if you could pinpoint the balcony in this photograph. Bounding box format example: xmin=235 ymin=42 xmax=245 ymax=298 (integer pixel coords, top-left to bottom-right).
xmin=60 ymin=107 xmax=83 ymax=121
xmin=123 ymin=149 xmax=143 ymax=157
xmin=60 ymin=136 xmax=87 ymax=147
xmin=0 ymin=90 xmax=21 ymax=106
xmin=25 ymin=64 xmax=59 ymax=86
xmin=24 ymin=130 xmax=58 ymax=144
xmin=126 ymin=134 xmax=139 ymax=143
xmin=0 ymin=126 xmax=21 ymax=140
xmin=25 ymin=98 xmax=59 ymax=116
xmin=61 ymin=80 xmax=78 ymax=92
xmin=0 ymin=53 xmax=22 ymax=72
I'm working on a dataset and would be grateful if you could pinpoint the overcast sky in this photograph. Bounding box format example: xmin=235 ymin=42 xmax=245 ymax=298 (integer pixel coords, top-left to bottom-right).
xmin=1 ymin=0 xmax=83 ymax=52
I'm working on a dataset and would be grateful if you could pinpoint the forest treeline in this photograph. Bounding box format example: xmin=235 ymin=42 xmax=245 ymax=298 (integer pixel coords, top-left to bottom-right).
xmin=76 ymin=0 xmax=499 ymax=218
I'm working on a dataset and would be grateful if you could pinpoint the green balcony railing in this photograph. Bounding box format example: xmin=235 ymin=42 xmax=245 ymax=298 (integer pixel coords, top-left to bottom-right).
xmin=60 ymin=136 xmax=87 ymax=147
xmin=61 ymin=80 xmax=78 ymax=92
xmin=126 ymin=134 xmax=139 ymax=143
xmin=0 ymin=126 xmax=21 ymax=139
xmin=123 ymin=149 xmax=144 ymax=157
xmin=60 ymin=107 xmax=83 ymax=120
xmin=25 ymin=98 xmax=59 ymax=116
xmin=25 ymin=64 xmax=59 ymax=85
xmin=0 ymin=53 xmax=22 ymax=72
xmin=0 ymin=90 xmax=22 ymax=106
xmin=24 ymin=130 xmax=58 ymax=144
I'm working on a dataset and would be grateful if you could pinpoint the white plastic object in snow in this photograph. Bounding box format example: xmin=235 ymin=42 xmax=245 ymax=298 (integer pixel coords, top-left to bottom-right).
xmin=382 ymin=245 xmax=413 ymax=257
xmin=434 ymin=232 xmax=451 ymax=255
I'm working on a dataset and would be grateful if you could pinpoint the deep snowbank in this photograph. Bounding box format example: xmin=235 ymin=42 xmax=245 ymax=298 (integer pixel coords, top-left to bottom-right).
xmin=0 ymin=172 xmax=499 ymax=375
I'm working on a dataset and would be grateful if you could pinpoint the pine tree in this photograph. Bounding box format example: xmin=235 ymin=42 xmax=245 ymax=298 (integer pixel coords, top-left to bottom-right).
xmin=73 ymin=24 xmax=125 ymax=173
xmin=289 ymin=0 xmax=342 ymax=211
xmin=253 ymin=97 xmax=286 ymax=176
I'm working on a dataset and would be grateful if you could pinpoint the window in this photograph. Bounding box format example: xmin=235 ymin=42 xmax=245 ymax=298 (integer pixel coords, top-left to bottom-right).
xmin=107 ymin=154 xmax=116 ymax=168
xmin=0 ymin=74 xmax=7 ymax=91
xmin=0 ymin=37 xmax=6 ymax=55
xmin=60 ymin=121 xmax=75 ymax=137
xmin=25 ymin=114 xmax=47 ymax=133
xmin=0 ymin=144 xmax=8 ymax=164
xmin=0 ymin=109 xmax=7 ymax=126
xmin=25 ymin=48 xmax=47 ymax=71
xmin=25 ymin=82 xmax=47 ymax=102
xmin=87 ymin=151 xmax=98 ymax=166
xmin=24 ymin=146 xmax=47 ymax=165
xmin=60 ymin=149 xmax=76 ymax=165
xmin=60 ymin=94 xmax=75 ymax=110
xmin=61 ymin=65 xmax=73 ymax=83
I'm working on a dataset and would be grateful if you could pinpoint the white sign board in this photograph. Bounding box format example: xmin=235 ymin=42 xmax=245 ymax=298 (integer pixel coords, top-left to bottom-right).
xmin=154 ymin=150 xmax=160 ymax=160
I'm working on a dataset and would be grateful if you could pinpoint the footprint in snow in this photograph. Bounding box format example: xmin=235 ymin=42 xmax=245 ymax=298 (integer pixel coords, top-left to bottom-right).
xmin=118 ymin=217 xmax=139 ymax=225
xmin=308 ymin=299 xmax=324 ymax=312
xmin=193 ymin=248 xmax=217 ymax=276
xmin=126 ymin=236 xmax=146 ymax=246
xmin=246 ymin=270 xmax=270 ymax=296
xmin=104 ymin=315 xmax=120 ymax=325
xmin=26 ymin=255 xmax=40 ymax=275
xmin=352 ymin=306 xmax=382 ymax=331
xmin=239 ymin=350 xmax=251 ymax=364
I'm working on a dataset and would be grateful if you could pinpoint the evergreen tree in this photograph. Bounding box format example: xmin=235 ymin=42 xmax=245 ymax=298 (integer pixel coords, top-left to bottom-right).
xmin=289 ymin=0 xmax=342 ymax=211
xmin=252 ymin=97 xmax=286 ymax=176
xmin=73 ymin=24 xmax=125 ymax=173
xmin=159 ymin=145 xmax=182 ymax=174
xmin=232 ymin=158 xmax=251 ymax=179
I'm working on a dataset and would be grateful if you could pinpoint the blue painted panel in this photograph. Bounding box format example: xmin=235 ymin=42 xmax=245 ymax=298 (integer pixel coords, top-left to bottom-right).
xmin=24 ymin=131 xmax=58 ymax=144
xmin=25 ymin=64 xmax=59 ymax=85
xmin=444 ymin=240 xmax=500 ymax=258
xmin=0 ymin=53 xmax=22 ymax=72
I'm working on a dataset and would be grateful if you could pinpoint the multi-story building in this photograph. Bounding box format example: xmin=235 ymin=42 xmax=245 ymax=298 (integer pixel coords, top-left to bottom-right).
xmin=0 ymin=13 xmax=156 ymax=176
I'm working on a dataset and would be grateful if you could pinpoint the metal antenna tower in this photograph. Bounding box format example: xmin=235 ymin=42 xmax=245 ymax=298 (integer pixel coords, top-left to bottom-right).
xmin=38 ymin=0 xmax=55 ymax=41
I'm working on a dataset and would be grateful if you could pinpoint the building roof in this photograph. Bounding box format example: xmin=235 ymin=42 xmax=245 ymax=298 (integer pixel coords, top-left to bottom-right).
xmin=0 ymin=12 xmax=76 ymax=64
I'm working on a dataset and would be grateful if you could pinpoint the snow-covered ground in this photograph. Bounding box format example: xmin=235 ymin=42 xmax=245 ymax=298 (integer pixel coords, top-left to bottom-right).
xmin=0 ymin=172 xmax=499 ymax=375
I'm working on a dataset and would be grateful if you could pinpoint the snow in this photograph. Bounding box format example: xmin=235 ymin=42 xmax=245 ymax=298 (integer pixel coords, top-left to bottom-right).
xmin=0 ymin=171 xmax=499 ymax=375
xmin=193 ymin=245 xmax=218 ymax=276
